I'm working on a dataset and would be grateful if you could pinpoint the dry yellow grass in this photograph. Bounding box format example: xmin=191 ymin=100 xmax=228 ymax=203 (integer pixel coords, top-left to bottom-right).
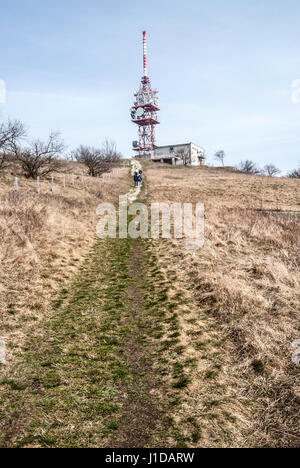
xmin=145 ymin=163 xmax=300 ymax=448
xmin=0 ymin=163 xmax=129 ymax=370
xmin=0 ymin=159 xmax=299 ymax=448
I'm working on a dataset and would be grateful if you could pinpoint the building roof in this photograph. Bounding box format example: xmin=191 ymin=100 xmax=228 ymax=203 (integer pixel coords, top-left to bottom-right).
xmin=154 ymin=142 xmax=204 ymax=150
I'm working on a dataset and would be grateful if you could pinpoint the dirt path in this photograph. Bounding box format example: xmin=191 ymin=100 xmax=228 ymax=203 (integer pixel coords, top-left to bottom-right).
xmin=107 ymin=241 xmax=162 ymax=448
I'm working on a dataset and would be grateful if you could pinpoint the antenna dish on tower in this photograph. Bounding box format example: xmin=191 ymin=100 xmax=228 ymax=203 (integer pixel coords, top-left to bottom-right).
xmin=136 ymin=108 xmax=145 ymax=118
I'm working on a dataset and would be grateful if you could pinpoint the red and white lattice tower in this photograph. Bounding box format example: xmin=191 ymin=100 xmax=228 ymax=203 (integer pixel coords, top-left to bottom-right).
xmin=130 ymin=31 xmax=160 ymax=158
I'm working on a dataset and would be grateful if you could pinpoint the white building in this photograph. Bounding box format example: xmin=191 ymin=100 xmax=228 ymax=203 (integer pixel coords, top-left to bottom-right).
xmin=152 ymin=142 xmax=205 ymax=166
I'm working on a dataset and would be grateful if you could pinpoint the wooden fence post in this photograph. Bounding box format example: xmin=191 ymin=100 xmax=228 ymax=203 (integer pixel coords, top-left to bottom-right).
xmin=63 ymin=175 xmax=66 ymax=189
xmin=37 ymin=176 xmax=40 ymax=194
xmin=51 ymin=176 xmax=54 ymax=193
xmin=15 ymin=177 xmax=18 ymax=195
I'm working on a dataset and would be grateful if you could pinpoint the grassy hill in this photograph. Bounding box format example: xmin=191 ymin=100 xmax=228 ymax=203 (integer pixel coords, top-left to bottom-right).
xmin=0 ymin=161 xmax=299 ymax=448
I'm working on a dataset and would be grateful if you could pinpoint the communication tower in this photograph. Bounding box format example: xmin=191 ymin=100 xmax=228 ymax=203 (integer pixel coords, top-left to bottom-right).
xmin=130 ymin=31 xmax=160 ymax=157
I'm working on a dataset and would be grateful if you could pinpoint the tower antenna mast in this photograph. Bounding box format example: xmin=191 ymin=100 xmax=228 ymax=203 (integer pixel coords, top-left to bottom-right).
xmin=130 ymin=31 xmax=160 ymax=158
xmin=143 ymin=31 xmax=147 ymax=77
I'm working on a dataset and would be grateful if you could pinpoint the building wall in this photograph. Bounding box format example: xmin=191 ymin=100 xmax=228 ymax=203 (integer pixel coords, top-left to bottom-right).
xmin=153 ymin=143 xmax=205 ymax=166
xmin=191 ymin=144 xmax=205 ymax=166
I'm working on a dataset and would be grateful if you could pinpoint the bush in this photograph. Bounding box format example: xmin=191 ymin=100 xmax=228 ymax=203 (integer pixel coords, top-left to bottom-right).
xmin=263 ymin=164 xmax=281 ymax=177
xmin=238 ymin=160 xmax=261 ymax=174
xmin=0 ymin=120 xmax=26 ymax=172
xmin=287 ymin=167 xmax=300 ymax=179
xmin=73 ymin=139 xmax=121 ymax=177
xmin=13 ymin=131 xmax=65 ymax=179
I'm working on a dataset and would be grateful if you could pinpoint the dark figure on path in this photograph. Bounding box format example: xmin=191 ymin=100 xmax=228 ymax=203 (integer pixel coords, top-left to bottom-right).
xmin=134 ymin=171 xmax=139 ymax=187
xmin=138 ymin=170 xmax=143 ymax=187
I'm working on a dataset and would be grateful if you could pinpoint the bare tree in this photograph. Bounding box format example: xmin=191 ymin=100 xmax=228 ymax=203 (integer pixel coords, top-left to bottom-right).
xmin=287 ymin=167 xmax=300 ymax=179
xmin=238 ymin=160 xmax=261 ymax=175
xmin=101 ymin=138 xmax=122 ymax=164
xmin=0 ymin=120 xmax=26 ymax=171
xmin=214 ymin=150 xmax=225 ymax=167
xmin=73 ymin=146 xmax=104 ymax=177
xmin=73 ymin=140 xmax=121 ymax=177
xmin=175 ymin=148 xmax=190 ymax=166
xmin=263 ymin=164 xmax=281 ymax=177
xmin=13 ymin=131 xmax=65 ymax=178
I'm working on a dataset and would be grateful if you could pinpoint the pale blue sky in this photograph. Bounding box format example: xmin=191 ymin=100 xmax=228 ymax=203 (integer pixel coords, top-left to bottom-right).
xmin=1 ymin=0 xmax=300 ymax=172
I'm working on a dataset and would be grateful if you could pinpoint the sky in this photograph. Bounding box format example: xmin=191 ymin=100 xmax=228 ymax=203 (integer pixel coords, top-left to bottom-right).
xmin=1 ymin=0 xmax=300 ymax=172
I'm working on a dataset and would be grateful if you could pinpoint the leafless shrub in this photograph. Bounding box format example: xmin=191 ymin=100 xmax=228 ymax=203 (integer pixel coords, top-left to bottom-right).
xmin=0 ymin=120 xmax=26 ymax=172
xmin=102 ymin=138 xmax=122 ymax=164
xmin=263 ymin=164 xmax=281 ymax=177
xmin=214 ymin=150 xmax=225 ymax=167
xmin=73 ymin=145 xmax=107 ymax=177
xmin=73 ymin=139 xmax=121 ymax=177
xmin=238 ymin=160 xmax=261 ymax=174
xmin=13 ymin=131 xmax=65 ymax=179
xmin=287 ymin=167 xmax=300 ymax=179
